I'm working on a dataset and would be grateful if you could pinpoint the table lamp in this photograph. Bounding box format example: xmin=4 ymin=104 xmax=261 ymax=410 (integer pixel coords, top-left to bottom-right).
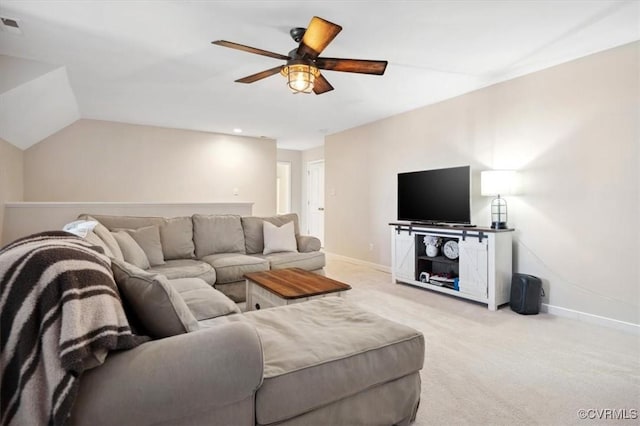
xmin=481 ymin=170 xmax=516 ymax=229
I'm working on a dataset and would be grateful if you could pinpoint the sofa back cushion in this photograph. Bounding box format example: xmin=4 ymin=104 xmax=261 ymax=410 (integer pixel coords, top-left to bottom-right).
xmin=124 ymin=225 xmax=165 ymax=266
xmin=83 ymin=214 xmax=164 ymax=230
xmin=84 ymin=230 xmax=114 ymax=257
xmin=242 ymin=213 xmax=300 ymax=254
xmin=111 ymin=259 xmax=199 ymax=338
xmin=89 ymin=220 xmax=124 ymax=261
xmin=79 ymin=214 xmax=195 ymax=261
xmin=168 ymin=277 xmax=240 ymax=320
xmin=112 ymin=231 xmax=151 ymax=270
xmin=160 ymin=217 xmax=195 ymax=260
xmin=193 ymin=214 xmax=245 ymax=258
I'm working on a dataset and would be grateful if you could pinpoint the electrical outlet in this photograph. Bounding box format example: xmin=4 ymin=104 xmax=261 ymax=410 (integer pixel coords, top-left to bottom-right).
xmin=368 ymin=243 xmax=374 ymax=251
xmin=233 ymin=187 xmax=239 ymax=196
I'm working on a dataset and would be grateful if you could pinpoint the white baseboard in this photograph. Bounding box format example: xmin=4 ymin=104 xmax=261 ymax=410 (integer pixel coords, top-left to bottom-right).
xmin=325 ymin=252 xmax=391 ymax=274
xmin=326 ymin=253 xmax=639 ymax=335
xmin=541 ymin=303 xmax=639 ymax=335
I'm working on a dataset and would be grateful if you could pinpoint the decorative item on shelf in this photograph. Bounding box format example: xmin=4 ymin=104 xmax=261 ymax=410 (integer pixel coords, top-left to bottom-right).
xmin=481 ymin=170 xmax=517 ymax=229
xmin=430 ymin=274 xmax=455 ymax=287
xmin=442 ymin=240 xmax=459 ymax=260
xmin=423 ymin=236 xmax=441 ymax=257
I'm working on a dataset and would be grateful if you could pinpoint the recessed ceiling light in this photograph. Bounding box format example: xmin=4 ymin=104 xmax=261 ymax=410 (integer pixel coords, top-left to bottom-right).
xmin=233 ymin=128 xmax=242 ymax=133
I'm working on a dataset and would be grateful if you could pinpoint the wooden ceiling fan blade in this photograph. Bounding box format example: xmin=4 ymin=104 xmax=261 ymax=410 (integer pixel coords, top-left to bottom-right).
xmin=212 ymin=40 xmax=290 ymax=60
xmin=315 ymin=58 xmax=388 ymax=75
xmin=297 ymin=17 xmax=342 ymax=59
xmin=235 ymin=66 xmax=283 ymax=83
xmin=313 ymin=73 xmax=334 ymax=95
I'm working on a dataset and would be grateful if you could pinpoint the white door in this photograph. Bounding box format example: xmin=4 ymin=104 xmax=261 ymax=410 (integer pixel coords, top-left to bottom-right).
xmin=392 ymin=230 xmax=416 ymax=281
xmin=276 ymin=161 xmax=292 ymax=214
xmin=458 ymin=238 xmax=489 ymax=297
xmin=307 ymin=160 xmax=325 ymax=246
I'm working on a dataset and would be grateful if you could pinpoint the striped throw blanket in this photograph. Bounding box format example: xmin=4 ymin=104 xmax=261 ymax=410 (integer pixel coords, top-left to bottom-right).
xmin=0 ymin=231 xmax=148 ymax=426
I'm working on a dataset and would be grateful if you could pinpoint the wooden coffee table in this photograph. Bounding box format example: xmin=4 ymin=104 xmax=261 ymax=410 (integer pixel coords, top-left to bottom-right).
xmin=244 ymin=268 xmax=352 ymax=311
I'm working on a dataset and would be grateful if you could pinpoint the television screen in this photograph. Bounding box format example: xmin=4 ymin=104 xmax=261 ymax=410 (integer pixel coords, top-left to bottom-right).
xmin=397 ymin=166 xmax=471 ymax=224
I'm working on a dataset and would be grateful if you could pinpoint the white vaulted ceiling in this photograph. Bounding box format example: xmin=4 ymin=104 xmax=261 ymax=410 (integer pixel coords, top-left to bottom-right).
xmin=0 ymin=55 xmax=80 ymax=148
xmin=0 ymin=1 xmax=638 ymax=150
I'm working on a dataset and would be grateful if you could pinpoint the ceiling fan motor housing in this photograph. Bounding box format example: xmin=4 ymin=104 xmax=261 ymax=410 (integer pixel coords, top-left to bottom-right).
xmin=290 ymin=27 xmax=306 ymax=43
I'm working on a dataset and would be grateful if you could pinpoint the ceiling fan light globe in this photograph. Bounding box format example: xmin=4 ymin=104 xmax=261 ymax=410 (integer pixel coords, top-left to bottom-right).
xmin=282 ymin=64 xmax=318 ymax=94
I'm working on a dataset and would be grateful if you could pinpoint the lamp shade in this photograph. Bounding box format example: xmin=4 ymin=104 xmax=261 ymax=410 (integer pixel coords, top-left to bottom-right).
xmin=481 ymin=170 xmax=516 ymax=196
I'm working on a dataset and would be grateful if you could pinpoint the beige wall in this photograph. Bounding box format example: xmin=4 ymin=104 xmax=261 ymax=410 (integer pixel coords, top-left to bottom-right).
xmin=302 ymin=146 xmax=324 ymax=164
xmin=326 ymin=42 xmax=639 ymax=325
xmin=0 ymin=138 xmax=24 ymax=243
xmin=24 ymin=119 xmax=277 ymax=216
xmin=277 ymin=149 xmax=302 ymax=217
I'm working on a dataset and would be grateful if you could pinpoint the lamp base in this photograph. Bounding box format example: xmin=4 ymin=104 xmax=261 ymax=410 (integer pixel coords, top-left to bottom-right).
xmin=491 ymin=221 xmax=508 ymax=229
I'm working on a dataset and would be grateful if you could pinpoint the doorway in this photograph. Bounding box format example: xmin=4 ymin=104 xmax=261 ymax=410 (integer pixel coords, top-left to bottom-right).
xmin=276 ymin=161 xmax=291 ymax=214
xmin=306 ymin=160 xmax=324 ymax=246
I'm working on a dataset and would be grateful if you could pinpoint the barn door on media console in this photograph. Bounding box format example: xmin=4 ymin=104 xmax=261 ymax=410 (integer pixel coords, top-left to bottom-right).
xmin=458 ymin=237 xmax=488 ymax=297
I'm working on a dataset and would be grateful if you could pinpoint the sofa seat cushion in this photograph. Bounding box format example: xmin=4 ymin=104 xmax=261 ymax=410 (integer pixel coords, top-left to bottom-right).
xmin=198 ymin=313 xmax=241 ymax=328
xmin=213 ymin=280 xmax=247 ymax=303
xmin=201 ymin=253 xmax=269 ymax=284
xmin=256 ymin=251 xmax=325 ymax=271
xmin=148 ymin=259 xmax=216 ymax=285
xmin=169 ymin=278 xmax=240 ymax=320
xmin=246 ymin=297 xmax=425 ymax=425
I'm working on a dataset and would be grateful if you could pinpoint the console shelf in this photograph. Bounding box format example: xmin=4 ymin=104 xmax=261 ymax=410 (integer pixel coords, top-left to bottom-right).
xmin=416 ymin=255 xmax=458 ymax=265
xmin=390 ymin=222 xmax=514 ymax=311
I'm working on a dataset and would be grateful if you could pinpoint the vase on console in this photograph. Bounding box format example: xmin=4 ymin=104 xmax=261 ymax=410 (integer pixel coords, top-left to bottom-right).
xmin=423 ymin=236 xmax=441 ymax=257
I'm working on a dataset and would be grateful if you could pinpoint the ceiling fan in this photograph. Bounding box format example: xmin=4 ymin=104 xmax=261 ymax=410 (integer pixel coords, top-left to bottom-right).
xmin=212 ymin=16 xmax=388 ymax=95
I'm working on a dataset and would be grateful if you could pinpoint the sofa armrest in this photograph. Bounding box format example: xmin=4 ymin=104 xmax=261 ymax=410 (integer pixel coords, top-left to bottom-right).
xmin=296 ymin=235 xmax=321 ymax=253
xmin=71 ymin=322 xmax=263 ymax=425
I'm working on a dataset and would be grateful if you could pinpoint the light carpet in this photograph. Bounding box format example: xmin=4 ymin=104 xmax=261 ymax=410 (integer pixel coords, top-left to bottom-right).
xmin=324 ymin=257 xmax=640 ymax=426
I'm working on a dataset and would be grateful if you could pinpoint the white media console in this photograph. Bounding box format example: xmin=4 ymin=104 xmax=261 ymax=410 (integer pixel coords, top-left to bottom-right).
xmin=390 ymin=222 xmax=514 ymax=310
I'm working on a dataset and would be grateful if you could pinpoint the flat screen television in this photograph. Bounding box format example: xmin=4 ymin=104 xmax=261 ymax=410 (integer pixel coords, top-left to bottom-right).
xmin=397 ymin=165 xmax=471 ymax=224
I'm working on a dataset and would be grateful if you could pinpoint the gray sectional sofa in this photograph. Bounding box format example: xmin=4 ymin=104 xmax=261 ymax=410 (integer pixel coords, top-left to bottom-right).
xmin=79 ymin=213 xmax=325 ymax=302
xmin=71 ymin=292 xmax=425 ymax=425
xmin=55 ymin=214 xmax=425 ymax=425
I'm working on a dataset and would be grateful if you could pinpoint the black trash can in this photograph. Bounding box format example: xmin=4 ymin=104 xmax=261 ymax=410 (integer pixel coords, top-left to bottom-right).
xmin=510 ymin=273 xmax=543 ymax=315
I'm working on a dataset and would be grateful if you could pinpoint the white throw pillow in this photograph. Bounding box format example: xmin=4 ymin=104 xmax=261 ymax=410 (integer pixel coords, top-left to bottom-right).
xmin=263 ymin=221 xmax=298 ymax=255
